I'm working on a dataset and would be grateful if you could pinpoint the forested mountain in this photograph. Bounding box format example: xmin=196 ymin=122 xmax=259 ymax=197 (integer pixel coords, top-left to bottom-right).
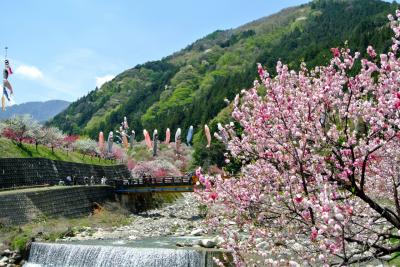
xmin=0 ymin=100 xmax=70 ymax=123
xmin=48 ymin=0 xmax=397 ymax=166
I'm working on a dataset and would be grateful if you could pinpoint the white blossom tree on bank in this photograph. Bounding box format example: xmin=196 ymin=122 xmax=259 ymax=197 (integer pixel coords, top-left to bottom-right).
xmin=42 ymin=127 xmax=65 ymax=154
xmin=73 ymin=139 xmax=99 ymax=159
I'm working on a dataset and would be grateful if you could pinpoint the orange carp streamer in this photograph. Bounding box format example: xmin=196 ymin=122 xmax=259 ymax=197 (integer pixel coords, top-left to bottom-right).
xmin=165 ymin=128 xmax=171 ymax=144
xmin=122 ymin=134 xmax=129 ymax=149
xmin=143 ymin=129 xmax=152 ymax=149
xmin=98 ymin=131 xmax=104 ymax=150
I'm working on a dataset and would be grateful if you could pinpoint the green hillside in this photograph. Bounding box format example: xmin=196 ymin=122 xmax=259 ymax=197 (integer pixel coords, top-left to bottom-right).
xmin=48 ymin=0 xmax=397 ymax=167
xmin=0 ymin=138 xmax=114 ymax=166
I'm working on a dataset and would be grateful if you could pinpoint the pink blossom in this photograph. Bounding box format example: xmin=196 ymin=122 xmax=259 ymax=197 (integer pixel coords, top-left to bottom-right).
xmin=209 ymin=192 xmax=218 ymax=201
xmin=311 ymin=228 xmax=318 ymax=241
xmin=294 ymin=194 xmax=303 ymax=203
xmin=302 ymin=210 xmax=311 ymax=221
xmin=195 ymin=13 xmax=400 ymax=266
xmin=257 ymin=63 xmax=264 ymax=78
xmin=330 ymin=47 xmax=340 ymax=57
xmin=367 ymin=46 xmax=377 ymax=58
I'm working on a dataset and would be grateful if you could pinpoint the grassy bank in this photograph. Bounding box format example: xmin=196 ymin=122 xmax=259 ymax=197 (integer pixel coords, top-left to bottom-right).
xmin=0 ymin=137 xmax=114 ymax=166
xmin=0 ymin=202 xmax=132 ymax=252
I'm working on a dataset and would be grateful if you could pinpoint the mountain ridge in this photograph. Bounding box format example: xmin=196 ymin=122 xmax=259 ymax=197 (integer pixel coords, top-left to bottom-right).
xmin=0 ymin=100 xmax=70 ymax=123
xmin=48 ymin=0 xmax=397 ymax=168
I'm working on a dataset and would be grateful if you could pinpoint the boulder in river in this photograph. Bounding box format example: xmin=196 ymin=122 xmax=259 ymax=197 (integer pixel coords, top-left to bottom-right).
xmin=190 ymin=229 xmax=204 ymax=236
xmin=199 ymin=239 xmax=217 ymax=248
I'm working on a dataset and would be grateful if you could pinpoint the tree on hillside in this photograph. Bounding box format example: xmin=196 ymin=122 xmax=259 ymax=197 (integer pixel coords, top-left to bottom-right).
xmin=73 ymin=139 xmax=99 ymax=159
xmin=43 ymin=127 xmax=64 ymax=153
xmin=63 ymin=135 xmax=79 ymax=156
xmin=196 ymin=13 xmax=400 ymax=266
xmin=3 ymin=115 xmax=36 ymax=145
xmin=0 ymin=121 xmax=6 ymax=137
xmin=28 ymin=120 xmax=46 ymax=151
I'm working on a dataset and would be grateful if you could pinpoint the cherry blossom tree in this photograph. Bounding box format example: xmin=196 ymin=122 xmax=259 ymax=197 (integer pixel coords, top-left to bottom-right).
xmin=29 ymin=121 xmax=46 ymax=151
xmin=3 ymin=115 xmax=36 ymax=145
xmin=196 ymin=13 xmax=400 ymax=266
xmin=73 ymin=139 xmax=99 ymax=159
xmin=63 ymin=135 xmax=79 ymax=156
xmin=43 ymin=127 xmax=65 ymax=153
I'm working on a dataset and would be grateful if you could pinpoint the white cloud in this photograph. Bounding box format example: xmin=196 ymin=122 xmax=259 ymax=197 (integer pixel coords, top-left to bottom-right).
xmin=95 ymin=74 xmax=115 ymax=88
xmin=15 ymin=65 xmax=44 ymax=80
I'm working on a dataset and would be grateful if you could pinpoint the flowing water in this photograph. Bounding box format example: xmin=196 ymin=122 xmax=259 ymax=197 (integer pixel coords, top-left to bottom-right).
xmin=24 ymin=237 xmax=228 ymax=267
xmin=25 ymin=242 xmax=204 ymax=267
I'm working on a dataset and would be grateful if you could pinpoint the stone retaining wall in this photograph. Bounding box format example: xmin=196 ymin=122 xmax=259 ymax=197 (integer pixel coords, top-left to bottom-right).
xmin=0 ymin=158 xmax=131 ymax=189
xmin=0 ymin=186 xmax=114 ymax=225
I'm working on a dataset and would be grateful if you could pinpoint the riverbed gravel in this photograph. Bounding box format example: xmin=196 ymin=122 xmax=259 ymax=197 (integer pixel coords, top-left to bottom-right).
xmin=67 ymin=193 xmax=207 ymax=242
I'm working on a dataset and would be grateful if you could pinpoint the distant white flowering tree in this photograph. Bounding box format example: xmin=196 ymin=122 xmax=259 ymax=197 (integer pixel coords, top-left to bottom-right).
xmin=3 ymin=115 xmax=36 ymax=145
xmin=73 ymin=139 xmax=99 ymax=159
xmin=43 ymin=127 xmax=65 ymax=153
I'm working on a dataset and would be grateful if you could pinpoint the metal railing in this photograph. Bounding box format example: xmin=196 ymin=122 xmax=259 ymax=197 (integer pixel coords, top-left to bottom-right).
xmin=108 ymin=175 xmax=195 ymax=188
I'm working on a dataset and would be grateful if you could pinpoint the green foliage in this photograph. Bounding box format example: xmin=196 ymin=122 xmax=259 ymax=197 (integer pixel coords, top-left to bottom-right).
xmin=10 ymin=231 xmax=32 ymax=251
xmin=192 ymin=106 xmax=232 ymax=169
xmin=129 ymin=142 xmax=153 ymax=162
xmin=48 ymin=0 xmax=398 ymax=168
xmin=0 ymin=138 xmax=114 ymax=165
xmin=0 ymin=202 xmax=132 ymax=252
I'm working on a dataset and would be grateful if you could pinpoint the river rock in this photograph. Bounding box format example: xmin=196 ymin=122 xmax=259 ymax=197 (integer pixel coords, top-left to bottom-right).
xmin=1 ymin=250 xmax=10 ymax=257
xmin=0 ymin=257 xmax=8 ymax=263
xmin=212 ymin=236 xmax=224 ymax=246
xmin=176 ymin=242 xmax=185 ymax=247
xmin=190 ymin=229 xmax=203 ymax=236
xmin=199 ymin=239 xmax=217 ymax=248
xmin=13 ymin=253 xmax=21 ymax=262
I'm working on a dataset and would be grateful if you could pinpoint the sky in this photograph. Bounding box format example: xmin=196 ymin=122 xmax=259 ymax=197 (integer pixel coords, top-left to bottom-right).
xmin=2 ymin=0 xmax=315 ymax=104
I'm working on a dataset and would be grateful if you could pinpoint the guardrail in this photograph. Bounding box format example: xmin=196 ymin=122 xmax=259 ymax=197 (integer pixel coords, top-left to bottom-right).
xmin=109 ymin=175 xmax=195 ymax=187
xmin=110 ymin=175 xmax=196 ymax=193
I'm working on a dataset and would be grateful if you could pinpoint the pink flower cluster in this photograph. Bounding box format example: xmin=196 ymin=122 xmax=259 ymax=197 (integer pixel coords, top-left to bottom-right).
xmin=196 ymin=12 xmax=400 ymax=266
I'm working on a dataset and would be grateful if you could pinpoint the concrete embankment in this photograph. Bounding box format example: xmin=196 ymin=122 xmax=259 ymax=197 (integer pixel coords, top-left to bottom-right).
xmin=0 ymin=186 xmax=114 ymax=225
xmin=0 ymin=185 xmax=187 ymax=226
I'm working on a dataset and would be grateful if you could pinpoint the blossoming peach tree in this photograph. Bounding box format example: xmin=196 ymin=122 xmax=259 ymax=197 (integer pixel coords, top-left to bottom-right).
xmin=196 ymin=13 xmax=400 ymax=266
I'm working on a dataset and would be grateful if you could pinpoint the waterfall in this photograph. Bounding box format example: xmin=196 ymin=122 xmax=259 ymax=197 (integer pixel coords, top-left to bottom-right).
xmin=25 ymin=242 xmax=205 ymax=267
